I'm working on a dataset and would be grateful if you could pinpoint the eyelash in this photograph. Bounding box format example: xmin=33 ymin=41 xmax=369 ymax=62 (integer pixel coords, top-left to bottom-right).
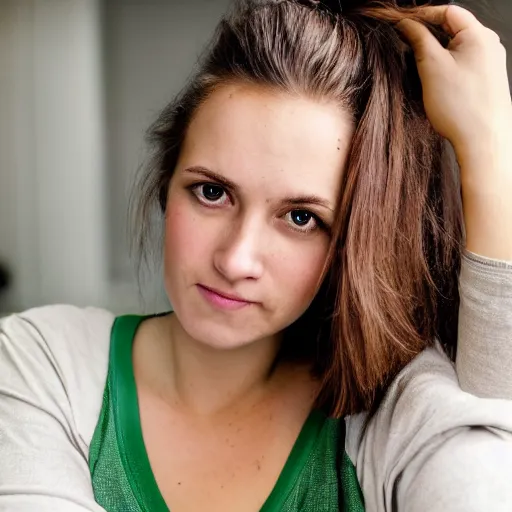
xmin=188 ymin=182 xmax=329 ymax=235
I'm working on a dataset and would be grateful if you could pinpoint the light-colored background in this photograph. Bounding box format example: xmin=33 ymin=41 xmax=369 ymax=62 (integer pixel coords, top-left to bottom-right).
xmin=0 ymin=0 xmax=510 ymax=314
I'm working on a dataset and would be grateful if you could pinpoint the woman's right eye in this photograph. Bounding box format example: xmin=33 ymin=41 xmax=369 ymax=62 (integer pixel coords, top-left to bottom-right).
xmin=190 ymin=183 xmax=231 ymax=206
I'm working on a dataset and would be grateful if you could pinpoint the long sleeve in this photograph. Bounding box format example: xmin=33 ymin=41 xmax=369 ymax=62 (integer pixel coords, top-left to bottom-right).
xmin=0 ymin=305 xmax=113 ymax=511
xmin=346 ymin=251 xmax=512 ymax=511
xmin=456 ymin=250 xmax=512 ymax=399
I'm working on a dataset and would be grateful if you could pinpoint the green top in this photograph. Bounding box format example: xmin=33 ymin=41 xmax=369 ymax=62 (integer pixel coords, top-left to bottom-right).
xmin=89 ymin=315 xmax=365 ymax=511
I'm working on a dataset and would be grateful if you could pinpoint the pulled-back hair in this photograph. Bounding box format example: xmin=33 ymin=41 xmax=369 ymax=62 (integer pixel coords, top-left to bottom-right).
xmin=132 ymin=0 xmax=463 ymax=417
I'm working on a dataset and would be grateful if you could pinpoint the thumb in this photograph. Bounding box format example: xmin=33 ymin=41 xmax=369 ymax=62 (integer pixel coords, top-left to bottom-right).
xmin=396 ymin=18 xmax=446 ymax=64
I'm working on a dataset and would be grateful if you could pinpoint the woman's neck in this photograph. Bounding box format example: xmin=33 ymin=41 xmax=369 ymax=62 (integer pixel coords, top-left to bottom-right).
xmin=134 ymin=313 xmax=284 ymax=418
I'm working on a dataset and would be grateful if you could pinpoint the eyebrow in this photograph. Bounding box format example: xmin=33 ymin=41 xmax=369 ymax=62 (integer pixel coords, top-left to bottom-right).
xmin=283 ymin=196 xmax=334 ymax=212
xmin=184 ymin=166 xmax=239 ymax=193
xmin=183 ymin=166 xmax=334 ymax=212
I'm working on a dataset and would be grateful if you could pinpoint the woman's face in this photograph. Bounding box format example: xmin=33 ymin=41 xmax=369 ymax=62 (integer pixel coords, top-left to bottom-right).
xmin=164 ymin=83 xmax=352 ymax=350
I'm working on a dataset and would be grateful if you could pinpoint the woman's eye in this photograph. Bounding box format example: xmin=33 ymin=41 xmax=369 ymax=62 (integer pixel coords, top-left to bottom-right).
xmin=192 ymin=183 xmax=230 ymax=206
xmin=285 ymin=210 xmax=318 ymax=232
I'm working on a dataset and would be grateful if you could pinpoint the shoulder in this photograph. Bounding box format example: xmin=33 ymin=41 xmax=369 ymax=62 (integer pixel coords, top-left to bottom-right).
xmin=1 ymin=304 xmax=115 ymax=391
xmin=5 ymin=303 xmax=115 ymax=359
xmin=344 ymin=342 xmax=456 ymax=459
xmin=0 ymin=304 xmax=116 ymax=448
xmin=3 ymin=302 xmax=115 ymax=344
xmin=345 ymin=342 xmax=512 ymax=510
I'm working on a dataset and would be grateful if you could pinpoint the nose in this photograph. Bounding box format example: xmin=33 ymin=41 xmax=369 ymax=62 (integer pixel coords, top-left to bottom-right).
xmin=213 ymin=216 xmax=265 ymax=282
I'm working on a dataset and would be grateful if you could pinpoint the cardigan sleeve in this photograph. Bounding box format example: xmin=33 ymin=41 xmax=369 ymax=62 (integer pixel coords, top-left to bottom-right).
xmin=0 ymin=305 xmax=113 ymax=511
xmin=345 ymin=251 xmax=512 ymax=511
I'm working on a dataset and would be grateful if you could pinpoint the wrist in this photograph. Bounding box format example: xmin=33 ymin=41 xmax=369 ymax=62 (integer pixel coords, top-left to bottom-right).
xmin=455 ymin=123 xmax=512 ymax=192
xmin=458 ymin=147 xmax=512 ymax=261
xmin=454 ymin=116 xmax=512 ymax=260
xmin=462 ymin=191 xmax=512 ymax=261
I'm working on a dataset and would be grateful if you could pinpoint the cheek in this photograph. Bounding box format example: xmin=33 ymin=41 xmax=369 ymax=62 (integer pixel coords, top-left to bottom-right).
xmin=164 ymin=199 xmax=192 ymax=262
xmin=163 ymin=195 xmax=212 ymax=273
xmin=273 ymin=239 xmax=329 ymax=310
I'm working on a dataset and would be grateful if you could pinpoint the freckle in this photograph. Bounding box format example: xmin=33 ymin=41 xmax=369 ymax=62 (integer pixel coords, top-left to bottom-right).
xmin=256 ymin=460 xmax=261 ymax=470
xmin=228 ymin=422 xmax=232 ymax=427
xmin=221 ymin=485 xmax=224 ymax=489
xmin=237 ymin=427 xmax=242 ymax=433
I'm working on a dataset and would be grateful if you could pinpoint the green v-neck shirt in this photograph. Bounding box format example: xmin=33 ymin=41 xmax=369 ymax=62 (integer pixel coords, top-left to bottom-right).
xmin=89 ymin=315 xmax=365 ymax=511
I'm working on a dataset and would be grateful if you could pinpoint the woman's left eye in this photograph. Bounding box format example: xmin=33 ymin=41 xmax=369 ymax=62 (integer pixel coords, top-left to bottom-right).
xmin=191 ymin=183 xmax=230 ymax=206
xmin=285 ymin=210 xmax=319 ymax=232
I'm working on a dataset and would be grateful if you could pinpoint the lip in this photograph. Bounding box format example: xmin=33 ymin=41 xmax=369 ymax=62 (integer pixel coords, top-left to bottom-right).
xmin=197 ymin=284 xmax=255 ymax=311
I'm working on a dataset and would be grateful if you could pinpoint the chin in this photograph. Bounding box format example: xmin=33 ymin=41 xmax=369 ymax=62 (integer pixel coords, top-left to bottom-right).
xmin=180 ymin=311 xmax=264 ymax=350
xmin=171 ymin=294 xmax=278 ymax=351
xmin=166 ymin=282 xmax=297 ymax=351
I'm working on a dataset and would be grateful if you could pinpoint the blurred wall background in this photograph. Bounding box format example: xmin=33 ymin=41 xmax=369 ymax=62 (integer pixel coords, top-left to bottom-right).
xmin=0 ymin=0 xmax=230 ymax=314
xmin=0 ymin=0 xmax=510 ymax=314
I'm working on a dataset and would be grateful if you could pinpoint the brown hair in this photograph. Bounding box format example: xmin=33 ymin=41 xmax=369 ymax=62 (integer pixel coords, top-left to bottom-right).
xmin=131 ymin=0 xmax=463 ymax=417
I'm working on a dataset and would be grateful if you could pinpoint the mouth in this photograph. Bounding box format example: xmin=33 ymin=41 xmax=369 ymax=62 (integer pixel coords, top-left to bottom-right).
xmin=196 ymin=284 xmax=255 ymax=310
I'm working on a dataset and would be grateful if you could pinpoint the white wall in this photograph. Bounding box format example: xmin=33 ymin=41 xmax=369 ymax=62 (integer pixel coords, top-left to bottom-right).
xmin=0 ymin=1 xmax=31 ymax=312
xmin=103 ymin=0 xmax=231 ymax=281
xmin=0 ymin=0 xmax=107 ymax=312
xmin=0 ymin=0 xmax=230 ymax=313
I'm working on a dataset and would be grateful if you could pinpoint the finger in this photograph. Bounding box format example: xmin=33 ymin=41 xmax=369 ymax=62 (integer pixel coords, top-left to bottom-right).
xmin=396 ymin=18 xmax=446 ymax=63
xmin=444 ymin=5 xmax=482 ymax=36
xmin=410 ymin=5 xmax=481 ymax=37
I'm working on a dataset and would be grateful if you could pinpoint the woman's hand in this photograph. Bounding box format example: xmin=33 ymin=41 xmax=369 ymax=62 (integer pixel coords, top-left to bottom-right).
xmin=398 ymin=5 xmax=512 ymax=260
xmin=398 ymin=6 xmax=511 ymax=155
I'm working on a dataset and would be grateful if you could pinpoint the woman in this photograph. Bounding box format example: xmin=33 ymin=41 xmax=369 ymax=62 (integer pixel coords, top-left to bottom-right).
xmin=1 ymin=0 xmax=511 ymax=510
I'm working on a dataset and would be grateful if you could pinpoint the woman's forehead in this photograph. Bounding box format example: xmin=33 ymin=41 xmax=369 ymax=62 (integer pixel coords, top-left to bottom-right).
xmin=179 ymin=83 xmax=353 ymax=202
